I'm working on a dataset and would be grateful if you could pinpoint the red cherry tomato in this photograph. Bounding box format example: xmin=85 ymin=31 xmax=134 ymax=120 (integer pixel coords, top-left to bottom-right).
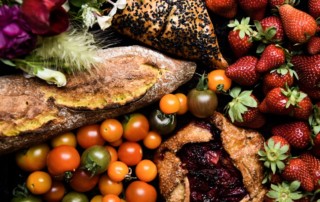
xmin=76 ymin=124 xmax=105 ymax=149
xmin=125 ymin=181 xmax=157 ymax=202
xmin=117 ymin=142 xmax=142 ymax=166
xmin=69 ymin=169 xmax=100 ymax=192
xmin=122 ymin=113 xmax=149 ymax=142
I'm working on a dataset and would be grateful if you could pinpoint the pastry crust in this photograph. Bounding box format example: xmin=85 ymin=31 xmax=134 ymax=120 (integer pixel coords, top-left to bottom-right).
xmin=155 ymin=112 xmax=267 ymax=202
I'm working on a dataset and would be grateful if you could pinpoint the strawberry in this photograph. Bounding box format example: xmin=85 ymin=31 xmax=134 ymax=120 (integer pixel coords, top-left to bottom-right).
xmin=308 ymin=0 xmax=320 ymax=19
xmin=278 ymin=4 xmax=318 ymax=43
xmin=300 ymin=152 xmax=320 ymax=190
xmin=281 ymin=158 xmax=314 ymax=192
xmin=205 ymin=0 xmax=237 ymax=19
xmin=299 ymin=85 xmax=320 ymax=101
xmin=260 ymin=84 xmax=312 ymax=120
xmin=254 ymin=16 xmax=284 ymax=44
xmin=307 ymin=36 xmax=320 ymax=55
xmin=225 ymin=87 xmax=265 ymax=128
xmin=258 ymin=135 xmax=290 ymax=174
xmin=312 ymin=133 xmax=320 ymax=158
xmin=268 ymin=0 xmax=286 ymax=8
xmin=291 ymin=55 xmax=320 ymax=89
xmin=256 ymin=44 xmax=286 ymax=73
xmin=225 ymin=56 xmax=260 ymax=86
xmin=309 ymin=103 xmax=320 ymax=158
xmin=238 ymin=0 xmax=268 ymax=21
xmin=262 ymin=65 xmax=296 ymax=94
xmin=271 ymin=121 xmax=311 ymax=149
xmin=227 ymin=17 xmax=255 ymax=58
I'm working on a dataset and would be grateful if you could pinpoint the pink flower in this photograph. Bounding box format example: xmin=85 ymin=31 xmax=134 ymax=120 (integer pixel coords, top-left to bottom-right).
xmin=21 ymin=0 xmax=69 ymax=36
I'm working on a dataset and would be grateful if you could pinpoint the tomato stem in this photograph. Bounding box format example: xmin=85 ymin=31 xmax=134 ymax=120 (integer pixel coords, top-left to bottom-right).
xmin=196 ymin=73 xmax=209 ymax=91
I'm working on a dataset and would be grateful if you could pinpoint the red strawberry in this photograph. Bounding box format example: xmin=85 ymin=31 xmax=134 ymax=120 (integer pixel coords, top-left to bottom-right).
xmin=262 ymin=65 xmax=296 ymax=94
xmin=312 ymin=133 xmax=320 ymax=158
xmin=205 ymin=0 xmax=237 ymax=19
xmin=257 ymin=16 xmax=284 ymax=43
xmin=307 ymin=36 xmax=320 ymax=55
xmin=256 ymin=44 xmax=286 ymax=73
xmin=271 ymin=121 xmax=311 ymax=149
xmin=238 ymin=0 xmax=268 ymax=21
xmin=291 ymin=95 xmax=313 ymax=120
xmin=225 ymin=56 xmax=260 ymax=86
xmin=291 ymin=55 xmax=320 ymax=89
xmin=268 ymin=0 xmax=285 ymax=8
xmin=281 ymin=158 xmax=314 ymax=192
xmin=225 ymin=87 xmax=265 ymax=128
xmin=227 ymin=17 xmax=254 ymax=58
xmin=278 ymin=4 xmax=318 ymax=43
xmin=300 ymin=152 xmax=320 ymax=190
xmin=308 ymin=0 xmax=320 ymax=19
xmin=299 ymin=85 xmax=320 ymax=101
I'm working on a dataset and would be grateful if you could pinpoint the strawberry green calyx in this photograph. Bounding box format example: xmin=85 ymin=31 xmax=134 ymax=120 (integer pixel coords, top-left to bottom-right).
xmin=308 ymin=104 xmax=320 ymax=136
xmin=267 ymin=181 xmax=303 ymax=202
xmin=227 ymin=17 xmax=255 ymax=39
xmin=253 ymin=20 xmax=277 ymax=45
xmin=281 ymin=85 xmax=307 ymax=108
xmin=258 ymin=138 xmax=289 ymax=174
xmin=225 ymin=87 xmax=257 ymax=123
xmin=271 ymin=63 xmax=298 ymax=79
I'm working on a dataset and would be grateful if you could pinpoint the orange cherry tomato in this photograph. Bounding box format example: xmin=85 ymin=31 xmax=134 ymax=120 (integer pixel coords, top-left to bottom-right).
xmin=99 ymin=175 xmax=123 ymax=196
xmin=15 ymin=143 xmax=50 ymax=172
xmin=43 ymin=180 xmax=66 ymax=202
xmin=26 ymin=171 xmax=52 ymax=195
xmin=143 ymin=131 xmax=162 ymax=150
xmin=135 ymin=160 xmax=157 ymax=182
xmin=159 ymin=94 xmax=180 ymax=114
xmin=46 ymin=145 xmax=81 ymax=176
xmin=107 ymin=161 xmax=129 ymax=182
xmin=91 ymin=195 xmax=103 ymax=202
xmin=51 ymin=132 xmax=77 ymax=148
xmin=76 ymin=124 xmax=105 ymax=149
xmin=100 ymin=119 xmax=123 ymax=143
xmin=117 ymin=142 xmax=142 ymax=166
xmin=122 ymin=113 xmax=149 ymax=142
xmin=175 ymin=93 xmax=188 ymax=115
xmin=102 ymin=194 xmax=121 ymax=202
xmin=207 ymin=69 xmax=232 ymax=93
xmin=105 ymin=145 xmax=118 ymax=163
xmin=109 ymin=138 xmax=123 ymax=147
xmin=125 ymin=181 xmax=157 ymax=202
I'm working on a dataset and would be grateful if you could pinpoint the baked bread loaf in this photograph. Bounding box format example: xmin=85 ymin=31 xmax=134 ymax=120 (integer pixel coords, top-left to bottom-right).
xmin=112 ymin=0 xmax=229 ymax=69
xmin=155 ymin=112 xmax=267 ymax=202
xmin=0 ymin=45 xmax=196 ymax=154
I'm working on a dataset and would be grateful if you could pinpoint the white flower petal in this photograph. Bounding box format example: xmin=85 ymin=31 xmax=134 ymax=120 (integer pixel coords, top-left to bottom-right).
xmin=97 ymin=15 xmax=113 ymax=30
xmin=109 ymin=6 xmax=118 ymax=16
xmin=116 ymin=0 xmax=127 ymax=9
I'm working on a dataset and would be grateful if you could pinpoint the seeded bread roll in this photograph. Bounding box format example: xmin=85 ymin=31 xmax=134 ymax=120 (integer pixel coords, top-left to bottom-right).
xmin=112 ymin=0 xmax=229 ymax=69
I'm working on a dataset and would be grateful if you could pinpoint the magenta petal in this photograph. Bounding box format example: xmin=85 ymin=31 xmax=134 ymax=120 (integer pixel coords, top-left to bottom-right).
xmin=3 ymin=23 xmax=21 ymax=37
xmin=43 ymin=0 xmax=67 ymax=10
xmin=21 ymin=0 xmax=51 ymax=35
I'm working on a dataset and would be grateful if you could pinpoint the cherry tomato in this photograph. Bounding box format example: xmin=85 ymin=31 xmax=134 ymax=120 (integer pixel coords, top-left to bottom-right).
xmin=109 ymin=138 xmax=123 ymax=147
xmin=100 ymin=119 xmax=123 ymax=142
xmin=15 ymin=143 xmax=50 ymax=172
xmin=107 ymin=161 xmax=129 ymax=182
xmin=43 ymin=180 xmax=66 ymax=202
xmin=105 ymin=145 xmax=118 ymax=163
xmin=135 ymin=160 xmax=157 ymax=182
xmin=90 ymin=195 xmax=103 ymax=202
xmin=125 ymin=181 xmax=157 ymax=202
xmin=149 ymin=109 xmax=177 ymax=135
xmin=102 ymin=194 xmax=121 ymax=202
xmin=51 ymin=132 xmax=77 ymax=148
xmin=159 ymin=94 xmax=180 ymax=114
xmin=143 ymin=131 xmax=162 ymax=149
xmin=122 ymin=113 xmax=149 ymax=142
xmin=46 ymin=145 xmax=80 ymax=176
xmin=26 ymin=171 xmax=52 ymax=195
xmin=81 ymin=145 xmax=111 ymax=176
xmin=117 ymin=142 xmax=142 ymax=166
xmin=175 ymin=93 xmax=188 ymax=115
xmin=99 ymin=174 xmax=123 ymax=196
xmin=11 ymin=195 xmax=42 ymax=202
xmin=69 ymin=169 xmax=100 ymax=192
xmin=207 ymin=69 xmax=232 ymax=93
xmin=76 ymin=124 xmax=105 ymax=149
xmin=62 ymin=192 xmax=89 ymax=202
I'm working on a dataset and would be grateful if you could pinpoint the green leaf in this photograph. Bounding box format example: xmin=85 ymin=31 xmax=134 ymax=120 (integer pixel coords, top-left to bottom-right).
xmin=1 ymin=59 xmax=16 ymax=66
xmin=229 ymin=87 xmax=242 ymax=98
xmin=267 ymin=190 xmax=279 ymax=199
xmin=289 ymin=181 xmax=301 ymax=192
xmin=276 ymin=161 xmax=285 ymax=170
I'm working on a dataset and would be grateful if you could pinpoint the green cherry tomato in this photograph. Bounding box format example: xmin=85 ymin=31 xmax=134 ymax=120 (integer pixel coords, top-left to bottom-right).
xmin=149 ymin=109 xmax=177 ymax=135
xmin=80 ymin=145 xmax=111 ymax=176
xmin=11 ymin=196 xmax=42 ymax=202
xmin=62 ymin=192 xmax=89 ymax=202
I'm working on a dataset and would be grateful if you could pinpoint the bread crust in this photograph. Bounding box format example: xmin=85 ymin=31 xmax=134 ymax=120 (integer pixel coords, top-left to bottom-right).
xmin=0 ymin=46 xmax=196 ymax=154
xmin=155 ymin=112 xmax=267 ymax=202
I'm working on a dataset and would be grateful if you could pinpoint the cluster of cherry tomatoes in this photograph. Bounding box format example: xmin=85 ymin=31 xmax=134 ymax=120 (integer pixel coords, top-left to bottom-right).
xmin=11 ymin=69 xmax=232 ymax=202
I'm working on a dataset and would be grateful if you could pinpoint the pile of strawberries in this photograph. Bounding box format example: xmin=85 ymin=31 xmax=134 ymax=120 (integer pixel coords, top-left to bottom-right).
xmin=205 ymin=0 xmax=320 ymax=201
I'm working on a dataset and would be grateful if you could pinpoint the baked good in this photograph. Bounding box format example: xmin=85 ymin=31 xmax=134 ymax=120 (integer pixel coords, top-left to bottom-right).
xmin=112 ymin=0 xmax=229 ymax=69
xmin=0 ymin=45 xmax=196 ymax=154
xmin=155 ymin=112 xmax=267 ymax=202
